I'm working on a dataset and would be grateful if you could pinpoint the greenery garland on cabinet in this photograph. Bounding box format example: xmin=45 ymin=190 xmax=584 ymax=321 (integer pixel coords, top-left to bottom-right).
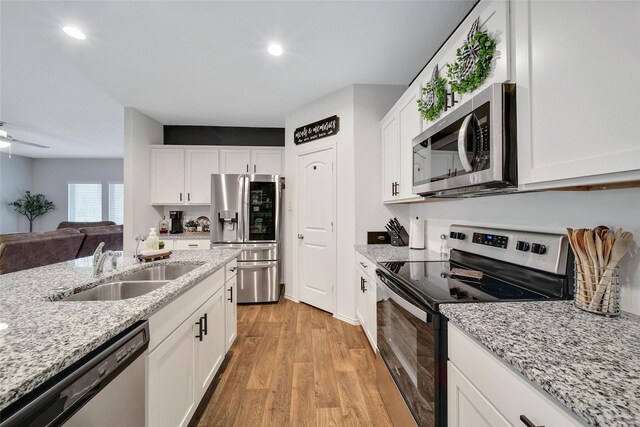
xmin=417 ymin=65 xmax=447 ymax=122
xmin=446 ymin=18 xmax=497 ymax=94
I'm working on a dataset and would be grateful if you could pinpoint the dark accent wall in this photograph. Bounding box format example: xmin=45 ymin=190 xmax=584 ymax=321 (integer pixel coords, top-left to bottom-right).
xmin=163 ymin=125 xmax=284 ymax=147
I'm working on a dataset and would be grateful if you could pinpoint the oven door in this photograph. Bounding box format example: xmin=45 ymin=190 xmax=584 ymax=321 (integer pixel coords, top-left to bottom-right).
xmin=412 ymin=83 xmax=508 ymax=197
xmin=376 ymin=269 xmax=442 ymax=427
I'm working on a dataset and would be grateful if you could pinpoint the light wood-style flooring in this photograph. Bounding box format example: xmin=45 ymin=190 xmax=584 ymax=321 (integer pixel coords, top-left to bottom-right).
xmin=195 ymin=298 xmax=392 ymax=427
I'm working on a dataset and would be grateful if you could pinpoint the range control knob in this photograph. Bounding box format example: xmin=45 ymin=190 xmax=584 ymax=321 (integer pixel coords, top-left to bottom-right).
xmin=531 ymin=243 xmax=547 ymax=255
xmin=456 ymin=232 xmax=466 ymax=240
xmin=449 ymin=232 xmax=466 ymax=240
xmin=515 ymin=241 xmax=530 ymax=252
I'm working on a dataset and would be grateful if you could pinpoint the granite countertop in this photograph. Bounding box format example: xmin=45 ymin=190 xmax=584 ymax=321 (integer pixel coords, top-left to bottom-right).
xmin=160 ymin=232 xmax=210 ymax=240
xmin=0 ymin=248 xmax=240 ymax=411
xmin=440 ymin=301 xmax=640 ymax=427
xmin=354 ymin=244 xmax=443 ymax=263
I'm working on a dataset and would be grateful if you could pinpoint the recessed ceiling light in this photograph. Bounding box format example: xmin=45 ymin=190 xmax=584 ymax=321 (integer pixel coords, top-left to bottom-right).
xmin=63 ymin=26 xmax=86 ymax=40
xmin=267 ymin=43 xmax=283 ymax=57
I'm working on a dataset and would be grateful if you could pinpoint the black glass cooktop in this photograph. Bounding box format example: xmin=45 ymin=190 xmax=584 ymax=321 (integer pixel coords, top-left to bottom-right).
xmin=377 ymin=251 xmax=570 ymax=312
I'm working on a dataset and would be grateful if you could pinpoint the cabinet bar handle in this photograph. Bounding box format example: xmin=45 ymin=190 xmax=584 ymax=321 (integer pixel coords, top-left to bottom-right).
xmin=195 ymin=318 xmax=204 ymax=341
xmin=253 ymin=164 xmax=256 ymax=173
xmin=187 ymin=192 xmax=190 ymax=202
xmin=228 ymin=286 xmax=233 ymax=303
xmin=519 ymin=415 xmax=544 ymax=427
xmin=203 ymin=313 xmax=208 ymax=336
xmin=363 ymin=278 xmax=367 ymax=292
xmin=229 ymin=266 xmax=237 ymax=272
xmin=359 ymin=261 xmax=367 ymax=268
xmin=179 ymin=192 xmax=183 ymax=201
xmin=246 ymin=164 xmax=249 ymax=172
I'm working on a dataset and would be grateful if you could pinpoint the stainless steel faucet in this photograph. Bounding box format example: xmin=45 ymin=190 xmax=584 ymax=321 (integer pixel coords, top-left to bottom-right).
xmin=92 ymin=242 xmax=115 ymax=277
xmin=134 ymin=234 xmax=147 ymax=263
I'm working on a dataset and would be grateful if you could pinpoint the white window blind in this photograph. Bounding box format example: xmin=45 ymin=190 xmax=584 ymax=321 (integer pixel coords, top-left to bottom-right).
xmin=109 ymin=183 xmax=124 ymax=225
xmin=68 ymin=183 xmax=102 ymax=222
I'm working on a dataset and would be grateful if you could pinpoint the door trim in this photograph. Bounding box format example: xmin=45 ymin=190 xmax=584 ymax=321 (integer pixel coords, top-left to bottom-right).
xmin=293 ymin=144 xmax=337 ymax=315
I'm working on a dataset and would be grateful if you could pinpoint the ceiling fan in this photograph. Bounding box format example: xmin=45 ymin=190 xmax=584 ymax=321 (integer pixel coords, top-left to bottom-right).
xmin=0 ymin=121 xmax=50 ymax=149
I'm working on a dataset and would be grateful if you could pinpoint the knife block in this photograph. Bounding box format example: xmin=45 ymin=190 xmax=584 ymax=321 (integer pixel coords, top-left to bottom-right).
xmin=390 ymin=227 xmax=410 ymax=247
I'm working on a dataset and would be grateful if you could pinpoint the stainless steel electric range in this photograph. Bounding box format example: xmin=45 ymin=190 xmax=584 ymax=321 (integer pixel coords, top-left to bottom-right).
xmin=375 ymin=225 xmax=574 ymax=427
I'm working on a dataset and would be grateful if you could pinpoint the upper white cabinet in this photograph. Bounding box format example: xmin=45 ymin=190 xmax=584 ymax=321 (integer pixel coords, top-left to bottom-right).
xmin=381 ymin=116 xmax=400 ymax=202
xmin=220 ymin=149 xmax=251 ymax=174
xmin=221 ymin=148 xmax=283 ymax=175
xmin=514 ymin=0 xmax=640 ymax=189
xmin=185 ymin=149 xmax=220 ymax=204
xmin=152 ymin=146 xmax=283 ymax=205
xmin=151 ymin=148 xmax=185 ymax=204
xmin=398 ymin=92 xmax=422 ymax=199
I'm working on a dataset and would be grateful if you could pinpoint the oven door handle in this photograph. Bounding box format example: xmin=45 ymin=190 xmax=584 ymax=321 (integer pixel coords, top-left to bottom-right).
xmin=457 ymin=113 xmax=477 ymax=173
xmin=376 ymin=270 xmax=431 ymax=323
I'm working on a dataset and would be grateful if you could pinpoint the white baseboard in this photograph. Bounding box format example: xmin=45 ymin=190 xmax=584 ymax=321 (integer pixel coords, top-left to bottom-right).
xmin=284 ymin=293 xmax=299 ymax=303
xmin=334 ymin=313 xmax=360 ymax=325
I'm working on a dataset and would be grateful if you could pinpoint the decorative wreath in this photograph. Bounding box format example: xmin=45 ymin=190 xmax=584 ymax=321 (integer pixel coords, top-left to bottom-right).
xmin=417 ymin=65 xmax=447 ymax=122
xmin=446 ymin=18 xmax=497 ymax=94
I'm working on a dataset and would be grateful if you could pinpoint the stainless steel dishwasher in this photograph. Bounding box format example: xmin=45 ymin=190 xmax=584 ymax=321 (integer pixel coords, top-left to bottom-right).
xmin=0 ymin=321 xmax=149 ymax=427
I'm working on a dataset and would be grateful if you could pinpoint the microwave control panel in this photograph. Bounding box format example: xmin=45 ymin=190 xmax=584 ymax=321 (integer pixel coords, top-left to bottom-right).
xmin=472 ymin=232 xmax=508 ymax=249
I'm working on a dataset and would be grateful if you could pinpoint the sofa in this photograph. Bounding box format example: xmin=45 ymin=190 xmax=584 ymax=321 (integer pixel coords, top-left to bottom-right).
xmin=0 ymin=222 xmax=124 ymax=274
xmin=0 ymin=229 xmax=86 ymax=274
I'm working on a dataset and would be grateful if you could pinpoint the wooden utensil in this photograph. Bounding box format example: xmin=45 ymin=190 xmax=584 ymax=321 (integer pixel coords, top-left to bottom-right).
xmin=573 ymin=229 xmax=596 ymax=298
xmin=584 ymin=230 xmax=600 ymax=285
xmin=590 ymin=231 xmax=634 ymax=311
xmin=567 ymin=228 xmax=586 ymax=302
xmin=595 ymin=233 xmax=605 ymax=280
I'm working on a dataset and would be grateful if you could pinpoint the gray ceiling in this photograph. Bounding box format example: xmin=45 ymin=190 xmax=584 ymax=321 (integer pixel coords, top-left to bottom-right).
xmin=0 ymin=1 xmax=475 ymax=158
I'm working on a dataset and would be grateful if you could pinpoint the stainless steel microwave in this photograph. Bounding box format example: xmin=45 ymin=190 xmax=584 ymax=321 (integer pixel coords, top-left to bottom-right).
xmin=412 ymin=83 xmax=517 ymax=198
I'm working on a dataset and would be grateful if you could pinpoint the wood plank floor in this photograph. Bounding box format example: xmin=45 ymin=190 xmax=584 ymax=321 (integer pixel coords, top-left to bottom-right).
xmin=196 ymin=298 xmax=392 ymax=427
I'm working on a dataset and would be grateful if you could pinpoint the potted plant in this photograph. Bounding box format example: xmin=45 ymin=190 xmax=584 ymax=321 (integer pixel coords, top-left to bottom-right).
xmin=9 ymin=191 xmax=55 ymax=232
xmin=184 ymin=219 xmax=198 ymax=232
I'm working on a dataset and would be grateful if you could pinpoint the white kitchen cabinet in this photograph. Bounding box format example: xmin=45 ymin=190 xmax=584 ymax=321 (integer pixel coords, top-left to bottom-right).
xmin=250 ymin=149 xmax=283 ymax=175
xmin=221 ymin=148 xmax=283 ymax=175
xmin=514 ymin=1 xmax=640 ymax=190
xmin=355 ymin=252 xmax=377 ymax=350
xmin=220 ymin=149 xmax=251 ymax=174
xmin=382 ymin=116 xmax=400 ymax=202
xmin=151 ymin=148 xmax=185 ymax=204
xmin=448 ymin=323 xmax=585 ymax=427
xmin=224 ymin=275 xmax=237 ymax=351
xmin=185 ymin=149 xmax=219 ymax=204
xmin=448 ymin=362 xmax=510 ymax=427
xmin=147 ymin=260 xmax=237 ymax=427
xmin=397 ymin=92 xmax=422 ymax=200
xmin=194 ymin=288 xmax=226 ymax=398
xmin=147 ymin=314 xmax=196 ymax=427
xmin=174 ymin=239 xmax=210 ymax=250
xmin=151 ymin=146 xmax=217 ymax=205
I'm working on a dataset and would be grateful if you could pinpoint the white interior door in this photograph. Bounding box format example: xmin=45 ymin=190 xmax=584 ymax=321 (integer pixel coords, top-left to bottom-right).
xmin=296 ymin=147 xmax=336 ymax=313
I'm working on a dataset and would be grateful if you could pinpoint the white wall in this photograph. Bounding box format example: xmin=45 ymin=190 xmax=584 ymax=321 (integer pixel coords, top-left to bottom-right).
xmin=0 ymin=153 xmax=33 ymax=233
xmin=124 ymin=107 xmax=164 ymax=251
xmin=31 ymin=158 xmax=123 ymax=231
xmin=409 ymin=187 xmax=640 ymax=314
xmin=285 ymin=84 xmax=408 ymax=322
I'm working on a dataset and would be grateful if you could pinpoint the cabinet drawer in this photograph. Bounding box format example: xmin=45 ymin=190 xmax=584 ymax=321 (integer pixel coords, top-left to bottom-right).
xmin=448 ymin=324 xmax=585 ymax=427
xmin=355 ymin=252 xmax=376 ymax=278
xmin=225 ymin=258 xmax=238 ymax=282
xmin=174 ymin=240 xmax=210 ymax=250
xmin=148 ymin=267 xmax=225 ymax=352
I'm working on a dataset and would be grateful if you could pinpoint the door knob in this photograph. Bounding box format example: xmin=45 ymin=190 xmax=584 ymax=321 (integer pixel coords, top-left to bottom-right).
xmin=297 ymin=234 xmax=304 ymax=240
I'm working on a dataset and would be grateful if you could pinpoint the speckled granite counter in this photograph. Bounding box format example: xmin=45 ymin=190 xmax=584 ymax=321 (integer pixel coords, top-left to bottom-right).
xmin=0 ymin=248 xmax=240 ymax=411
xmin=440 ymin=301 xmax=640 ymax=427
xmin=354 ymin=244 xmax=443 ymax=263
xmin=159 ymin=233 xmax=210 ymax=240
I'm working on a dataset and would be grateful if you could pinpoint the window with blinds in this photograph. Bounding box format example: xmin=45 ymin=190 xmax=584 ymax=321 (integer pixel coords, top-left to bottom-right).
xmin=109 ymin=183 xmax=124 ymax=225
xmin=68 ymin=183 xmax=102 ymax=222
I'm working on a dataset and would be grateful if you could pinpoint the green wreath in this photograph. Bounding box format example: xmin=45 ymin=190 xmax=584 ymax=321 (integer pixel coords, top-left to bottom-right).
xmin=447 ymin=29 xmax=496 ymax=94
xmin=417 ymin=76 xmax=447 ymax=122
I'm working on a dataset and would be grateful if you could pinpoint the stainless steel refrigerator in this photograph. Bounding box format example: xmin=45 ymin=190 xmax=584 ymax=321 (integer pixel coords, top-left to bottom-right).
xmin=210 ymin=174 xmax=283 ymax=303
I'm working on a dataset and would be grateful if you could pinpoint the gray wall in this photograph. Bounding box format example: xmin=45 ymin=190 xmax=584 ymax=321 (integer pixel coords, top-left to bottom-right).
xmin=31 ymin=159 xmax=123 ymax=231
xmin=0 ymin=153 xmax=34 ymax=233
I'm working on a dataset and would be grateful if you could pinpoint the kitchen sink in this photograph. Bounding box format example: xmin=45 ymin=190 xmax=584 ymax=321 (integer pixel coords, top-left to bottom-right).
xmin=117 ymin=264 xmax=200 ymax=282
xmin=64 ymin=280 xmax=169 ymax=301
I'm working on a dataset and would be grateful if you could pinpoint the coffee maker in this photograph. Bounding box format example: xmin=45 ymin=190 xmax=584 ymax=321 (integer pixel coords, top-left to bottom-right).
xmin=169 ymin=211 xmax=184 ymax=234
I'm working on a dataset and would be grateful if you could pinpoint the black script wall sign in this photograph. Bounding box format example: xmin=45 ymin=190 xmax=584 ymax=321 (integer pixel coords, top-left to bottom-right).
xmin=294 ymin=115 xmax=340 ymax=145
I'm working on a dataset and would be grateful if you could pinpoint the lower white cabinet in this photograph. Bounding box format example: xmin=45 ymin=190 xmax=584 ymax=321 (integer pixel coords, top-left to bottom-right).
xmin=224 ymin=275 xmax=237 ymax=351
xmin=448 ymin=323 xmax=585 ymax=427
xmin=146 ymin=260 xmax=237 ymax=427
xmin=355 ymin=252 xmax=377 ymax=350
xmin=174 ymin=240 xmax=210 ymax=250
xmin=147 ymin=312 xmax=196 ymax=427
xmin=194 ymin=289 xmax=226 ymax=397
